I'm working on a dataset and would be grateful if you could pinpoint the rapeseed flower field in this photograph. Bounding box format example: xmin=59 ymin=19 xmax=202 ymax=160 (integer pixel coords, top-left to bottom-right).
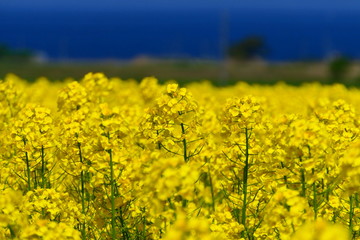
xmin=0 ymin=72 xmax=359 ymax=239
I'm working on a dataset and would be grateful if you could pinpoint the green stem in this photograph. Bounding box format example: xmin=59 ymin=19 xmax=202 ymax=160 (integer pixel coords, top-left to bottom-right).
xmin=180 ymin=123 xmax=188 ymax=162
xmin=157 ymin=130 xmax=161 ymax=150
xmin=8 ymin=224 xmax=16 ymax=238
xmin=313 ymin=182 xmax=317 ymax=219
xmin=299 ymin=157 xmax=306 ymax=197
xmin=241 ymin=127 xmax=250 ymax=237
xmin=280 ymin=162 xmax=288 ymax=187
xmin=25 ymin=151 xmax=31 ymax=191
xmin=350 ymin=195 xmax=354 ymax=234
xmin=41 ymin=145 xmax=46 ymax=188
xmin=108 ymin=148 xmax=117 ymax=239
xmin=78 ymin=142 xmax=86 ymax=240
xmin=119 ymin=207 xmax=130 ymax=240
xmin=22 ymin=138 xmax=31 ymax=191
xmin=208 ymin=163 xmax=216 ymax=212
xmin=142 ymin=211 xmax=146 ymax=239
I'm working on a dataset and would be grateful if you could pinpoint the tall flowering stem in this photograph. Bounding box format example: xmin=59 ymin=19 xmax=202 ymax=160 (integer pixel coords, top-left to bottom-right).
xmin=221 ymin=96 xmax=264 ymax=239
xmin=241 ymin=127 xmax=250 ymax=228
xmin=77 ymin=142 xmax=87 ymax=240
xmin=106 ymin=147 xmax=117 ymax=239
xmin=23 ymin=139 xmax=31 ymax=191
xmin=140 ymin=83 xmax=203 ymax=163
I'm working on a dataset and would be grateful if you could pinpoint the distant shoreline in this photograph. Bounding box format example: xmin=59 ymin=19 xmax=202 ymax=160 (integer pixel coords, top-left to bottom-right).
xmin=2 ymin=59 xmax=360 ymax=86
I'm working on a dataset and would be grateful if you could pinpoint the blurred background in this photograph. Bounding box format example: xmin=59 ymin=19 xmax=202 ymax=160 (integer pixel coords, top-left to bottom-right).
xmin=1 ymin=0 xmax=360 ymax=85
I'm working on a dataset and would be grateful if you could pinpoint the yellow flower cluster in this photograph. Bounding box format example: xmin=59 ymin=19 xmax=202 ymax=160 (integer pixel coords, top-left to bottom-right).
xmin=1 ymin=73 xmax=360 ymax=239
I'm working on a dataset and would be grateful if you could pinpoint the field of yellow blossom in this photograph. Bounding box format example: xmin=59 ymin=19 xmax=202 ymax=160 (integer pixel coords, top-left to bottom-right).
xmin=1 ymin=72 xmax=360 ymax=239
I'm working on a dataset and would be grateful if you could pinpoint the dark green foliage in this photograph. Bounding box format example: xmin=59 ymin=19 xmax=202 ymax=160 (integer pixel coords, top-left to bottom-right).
xmin=228 ymin=36 xmax=267 ymax=61
xmin=0 ymin=44 xmax=34 ymax=62
xmin=328 ymin=56 xmax=351 ymax=83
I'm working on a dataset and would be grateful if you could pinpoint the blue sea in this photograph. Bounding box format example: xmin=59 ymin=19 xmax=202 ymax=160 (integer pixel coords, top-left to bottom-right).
xmin=1 ymin=8 xmax=360 ymax=61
